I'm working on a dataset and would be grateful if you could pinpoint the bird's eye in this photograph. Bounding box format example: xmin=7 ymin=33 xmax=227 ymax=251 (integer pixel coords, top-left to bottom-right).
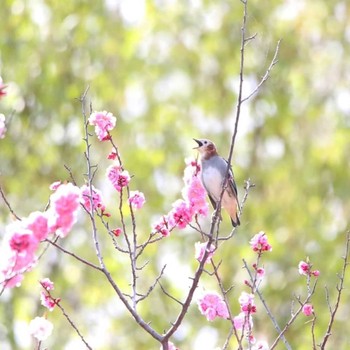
xmin=204 ymin=141 xmax=207 ymax=144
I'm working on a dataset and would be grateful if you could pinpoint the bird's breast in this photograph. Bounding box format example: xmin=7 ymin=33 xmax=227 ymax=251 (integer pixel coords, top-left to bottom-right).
xmin=202 ymin=166 xmax=224 ymax=201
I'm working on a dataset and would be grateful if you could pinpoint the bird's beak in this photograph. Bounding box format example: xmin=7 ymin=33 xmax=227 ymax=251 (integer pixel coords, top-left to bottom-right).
xmin=193 ymin=138 xmax=203 ymax=149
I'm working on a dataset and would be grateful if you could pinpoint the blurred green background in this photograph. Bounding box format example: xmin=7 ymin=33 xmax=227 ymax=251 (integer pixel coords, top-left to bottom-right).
xmin=1 ymin=0 xmax=349 ymax=349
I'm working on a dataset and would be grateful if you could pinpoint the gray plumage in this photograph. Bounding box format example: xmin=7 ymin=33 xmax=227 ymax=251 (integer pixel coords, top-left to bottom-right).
xmin=194 ymin=139 xmax=240 ymax=227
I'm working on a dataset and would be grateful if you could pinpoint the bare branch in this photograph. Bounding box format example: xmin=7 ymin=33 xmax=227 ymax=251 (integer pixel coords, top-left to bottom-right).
xmin=242 ymin=39 xmax=282 ymax=103
xmin=158 ymin=281 xmax=184 ymax=307
xmin=55 ymin=300 xmax=93 ymax=350
xmin=137 ymin=265 xmax=167 ymax=303
xmin=45 ymin=239 xmax=102 ymax=271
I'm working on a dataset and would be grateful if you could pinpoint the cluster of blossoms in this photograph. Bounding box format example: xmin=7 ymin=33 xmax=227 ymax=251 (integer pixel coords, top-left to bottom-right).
xmin=48 ymin=183 xmax=81 ymax=238
xmin=88 ymin=110 xmax=116 ymax=141
xmin=0 ymin=76 xmax=8 ymax=138
xmin=0 ymin=113 xmax=6 ymax=139
xmin=298 ymin=260 xmax=319 ymax=317
xmin=233 ymin=292 xmax=256 ymax=332
xmin=0 ymin=182 xmax=89 ymax=289
xmin=231 ymin=233 xmax=272 ymax=347
xmin=152 ymin=158 xmax=208 ymax=237
xmin=197 ymin=291 xmax=229 ymax=321
xmin=80 ymin=184 xmax=106 ymax=213
xmin=250 ymin=231 xmax=272 ymax=253
xmin=40 ymin=278 xmax=59 ymax=311
xmin=107 ymin=164 xmax=131 ymax=192
xmin=128 ymin=190 xmax=146 ymax=210
xmin=88 ymin=110 xmax=146 ymax=231
xmin=298 ymin=260 xmax=320 ymax=277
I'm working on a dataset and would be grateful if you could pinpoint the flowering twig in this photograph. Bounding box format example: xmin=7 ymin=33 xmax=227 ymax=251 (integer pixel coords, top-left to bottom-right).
xmin=319 ymin=231 xmax=350 ymax=349
xmin=243 ymin=259 xmax=291 ymax=350
xmin=210 ymin=259 xmax=243 ymax=349
xmin=270 ymin=279 xmax=318 ymax=349
xmin=79 ymin=90 xmax=164 ymax=344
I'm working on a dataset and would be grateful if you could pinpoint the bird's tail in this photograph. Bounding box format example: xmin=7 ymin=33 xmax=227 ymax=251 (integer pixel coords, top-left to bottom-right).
xmin=231 ymin=215 xmax=240 ymax=227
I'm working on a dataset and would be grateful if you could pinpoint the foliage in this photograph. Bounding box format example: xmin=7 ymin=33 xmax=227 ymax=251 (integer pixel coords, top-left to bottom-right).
xmin=1 ymin=0 xmax=349 ymax=349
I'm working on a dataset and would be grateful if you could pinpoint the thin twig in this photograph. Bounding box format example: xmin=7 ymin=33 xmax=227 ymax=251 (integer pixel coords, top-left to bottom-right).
xmin=243 ymin=259 xmax=291 ymax=350
xmin=270 ymin=279 xmax=318 ymax=349
xmin=137 ymin=265 xmax=167 ymax=303
xmin=0 ymin=184 xmax=21 ymax=220
xmin=158 ymin=282 xmax=184 ymax=307
xmin=55 ymin=301 xmax=93 ymax=350
xmin=242 ymin=39 xmax=282 ymax=103
xmin=319 ymin=231 xmax=350 ymax=349
xmin=45 ymin=239 xmax=102 ymax=271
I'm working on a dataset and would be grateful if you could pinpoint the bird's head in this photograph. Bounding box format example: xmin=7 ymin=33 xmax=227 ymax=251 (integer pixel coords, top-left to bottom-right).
xmin=193 ymin=138 xmax=218 ymax=159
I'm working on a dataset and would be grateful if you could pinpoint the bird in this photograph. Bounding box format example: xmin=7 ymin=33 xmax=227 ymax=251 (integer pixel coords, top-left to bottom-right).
xmin=193 ymin=138 xmax=240 ymax=227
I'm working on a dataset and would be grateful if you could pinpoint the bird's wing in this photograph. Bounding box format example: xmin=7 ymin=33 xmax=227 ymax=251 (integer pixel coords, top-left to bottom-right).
xmin=207 ymin=193 xmax=217 ymax=209
xmin=222 ymin=158 xmax=239 ymax=202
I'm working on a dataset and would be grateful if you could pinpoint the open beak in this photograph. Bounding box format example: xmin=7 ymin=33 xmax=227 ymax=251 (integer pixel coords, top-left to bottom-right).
xmin=193 ymin=138 xmax=203 ymax=149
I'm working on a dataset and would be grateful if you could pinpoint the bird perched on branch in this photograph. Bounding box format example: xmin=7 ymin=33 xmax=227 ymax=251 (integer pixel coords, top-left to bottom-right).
xmin=193 ymin=138 xmax=240 ymax=227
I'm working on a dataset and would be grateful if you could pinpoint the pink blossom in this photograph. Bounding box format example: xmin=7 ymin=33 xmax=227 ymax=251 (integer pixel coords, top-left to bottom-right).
xmin=40 ymin=278 xmax=54 ymax=291
xmin=238 ymin=292 xmax=257 ymax=314
xmin=112 ymin=228 xmax=123 ymax=237
xmin=0 ymin=222 xmax=40 ymax=289
xmin=197 ymin=291 xmax=229 ymax=321
xmin=302 ymin=303 xmax=314 ymax=316
xmin=108 ymin=149 xmax=118 ymax=160
xmin=168 ymin=199 xmax=193 ymax=229
xmin=233 ymin=312 xmax=253 ymax=330
xmin=26 ymin=212 xmax=49 ymax=241
xmin=152 ymin=159 xmax=209 ymax=235
xmin=256 ymin=267 xmax=265 ymax=281
xmin=28 ymin=317 xmax=53 ymax=341
xmin=4 ymin=223 xmax=39 ymax=275
xmin=152 ymin=216 xmax=170 ymax=237
xmin=195 ymin=242 xmax=216 ymax=263
xmin=182 ymin=176 xmax=208 ymax=217
xmin=9 ymin=230 xmax=38 ymax=254
xmin=298 ymin=260 xmax=320 ymax=277
xmin=80 ymin=184 xmax=106 ymax=212
xmin=3 ymin=274 xmax=24 ymax=288
xmin=48 ymin=183 xmax=81 ymax=237
xmin=128 ymin=191 xmax=146 ymax=209
xmin=298 ymin=261 xmax=310 ymax=276
xmin=182 ymin=158 xmax=208 ymax=217
xmin=107 ymin=165 xmax=130 ymax=192
xmin=252 ymin=341 xmax=269 ymax=350
xmin=250 ymin=231 xmax=272 ymax=253
xmin=49 ymin=181 xmax=62 ymax=191
xmin=88 ymin=110 xmax=116 ymax=141
xmin=0 ymin=114 xmax=6 ymax=139
xmin=40 ymin=291 xmax=56 ymax=311
xmin=0 ymin=77 xmax=7 ymax=99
